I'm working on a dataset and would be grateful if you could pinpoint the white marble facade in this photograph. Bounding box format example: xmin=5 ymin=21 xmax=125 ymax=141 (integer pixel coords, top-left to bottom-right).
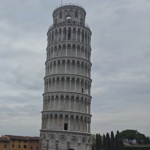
xmin=40 ymin=4 xmax=92 ymax=150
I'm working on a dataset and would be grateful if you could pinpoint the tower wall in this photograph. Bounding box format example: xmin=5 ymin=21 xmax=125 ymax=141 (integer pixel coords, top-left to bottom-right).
xmin=40 ymin=4 xmax=92 ymax=150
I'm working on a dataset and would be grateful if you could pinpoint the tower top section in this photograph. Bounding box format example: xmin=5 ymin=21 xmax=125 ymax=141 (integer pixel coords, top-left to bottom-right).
xmin=52 ymin=4 xmax=86 ymax=27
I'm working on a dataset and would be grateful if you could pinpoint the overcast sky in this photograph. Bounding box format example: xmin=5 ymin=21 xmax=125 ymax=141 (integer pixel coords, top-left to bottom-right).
xmin=0 ymin=0 xmax=150 ymax=137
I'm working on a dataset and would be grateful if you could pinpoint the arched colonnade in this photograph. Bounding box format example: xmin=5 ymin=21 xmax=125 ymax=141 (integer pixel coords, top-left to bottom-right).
xmin=45 ymin=59 xmax=91 ymax=78
xmin=43 ymin=95 xmax=91 ymax=114
xmin=48 ymin=27 xmax=91 ymax=46
xmin=47 ymin=44 xmax=91 ymax=61
xmin=42 ymin=112 xmax=91 ymax=133
xmin=44 ymin=76 xmax=91 ymax=95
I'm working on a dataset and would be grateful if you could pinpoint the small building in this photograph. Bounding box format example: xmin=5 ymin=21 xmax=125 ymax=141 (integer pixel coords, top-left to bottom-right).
xmin=3 ymin=135 xmax=28 ymax=150
xmin=26 ymin=137 xmax=39 ymax=150
xmin=122 ymin=139 xmax=139 ymax=146
xmin=0 ymin=137 xmax=10 ymax=150
xmin=0 ymin=135 xmax=40 ymax=150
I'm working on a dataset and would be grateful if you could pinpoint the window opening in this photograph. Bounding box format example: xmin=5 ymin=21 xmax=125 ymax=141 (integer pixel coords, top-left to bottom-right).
xmin=24 ymin=145 xmax=27 ymax=148
xmin=4 ymin=145 xmax=7 ymax=148
xmin=19 ymin=145 xmax=21 ymax=148
xmin=75 ymin=11 xmax=78 ymax=18
xmin=82 ymin=88 xmax=84 ymax=93
xmin=55 ymin=19 xmax=57 ymax=24
xmin=64 ymin=123 xmax=68 ymax=130
xmin=66 ymin=16 xmax=71 ymax=23
xmin=12 ymin=144 xmax=14 ymax=148
xmin=68 ymin=31 xmax=71 ymax=40
xmin=59 ymin=12 xmax=62 ymax=19
xmin=31 ymin=146 xmax=33 ymax=149
xmin=80 ymin=18 xmax=83 ymax=24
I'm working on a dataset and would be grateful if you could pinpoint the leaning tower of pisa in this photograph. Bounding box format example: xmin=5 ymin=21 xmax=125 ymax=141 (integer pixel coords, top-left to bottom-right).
xmin=40 ymin=4 xmax=92 ymax=150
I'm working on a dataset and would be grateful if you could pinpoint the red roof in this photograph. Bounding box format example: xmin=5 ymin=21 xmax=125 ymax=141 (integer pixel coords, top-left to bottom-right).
xmin=5 ymin=135 xmax=28 ymax=140
xmin=0 ymin=137 xmax=10 ymax=142
xmin=123 ymin=140 xmax=139 ymax=146
xmin=26 ymin=137 xmax=39 ymax=140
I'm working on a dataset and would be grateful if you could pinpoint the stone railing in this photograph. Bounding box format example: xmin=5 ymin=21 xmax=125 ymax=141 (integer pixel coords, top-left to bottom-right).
xmin=48 ymin=21 xmax=90 ymax=31
xmin=53 ymin=3 xmax=85 ymax=12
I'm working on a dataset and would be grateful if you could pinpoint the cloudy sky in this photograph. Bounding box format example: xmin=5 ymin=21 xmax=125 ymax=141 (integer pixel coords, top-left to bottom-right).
xmin=0 ymin=0 xmax=150 ymax=137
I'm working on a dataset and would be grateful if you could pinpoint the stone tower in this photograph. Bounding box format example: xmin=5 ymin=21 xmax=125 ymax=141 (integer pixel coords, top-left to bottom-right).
xmin=40 ymin=4 xmax=92 ymax=150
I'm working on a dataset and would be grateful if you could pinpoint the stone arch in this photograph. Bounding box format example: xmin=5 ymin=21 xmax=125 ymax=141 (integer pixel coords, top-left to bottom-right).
xmin=72 ymin=60 xmax=75 ymax=74
xmin=66 ymin=60 xmax=70 ymax=73
xmin=58 ymin=45 xmax=61 ymax=56
xmin=49 ymin=134 xmax=55 ymax=143
xmin=58 ymin=28 xmax=62 ymax=41
xmin=59 ymin=11 xmax=62 ymax=19
xmin=72 ymin=44 xmax=76 ymax=56
xmin=51 ymin=47 xmax=54 ymax=58
xmin=73 ymin=28 xmax=76 ymax=40
xmin=77 ymin=45 xmax=80 ymax=57
xmin=62 ymin=44 xmax=66 ymax=56
xmin=75 ymin=10 xmax=78 ymax=18
xmin=68 ymin=27 xmax=71 ymax=40
xmin=67 ymin=44 xmax=71 ymax=56
xmin=77 ymin=28 xmax=80 ymax=41
xmin=70 ymin=136 xmax=78 ymax=145
xmin=66 ymin=76 xmax=70 ymax=91
xmin=59 ymin=135 xmax=67 ymax=144
xmin=63 ymin=27 xmax=67 ymax=40
xmin=66 ymin=15 xmax=72 ymax=23
xmin=82 ymin=29 xmax=84 ymax=43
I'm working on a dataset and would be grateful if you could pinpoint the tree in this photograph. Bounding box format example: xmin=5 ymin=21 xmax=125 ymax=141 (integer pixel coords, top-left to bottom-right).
xmin=106 ymin=133 xmax=111 ymax=150
xmin=119 ymin=139 xmax=124 ymax=150
xmin=147 ymin=137 xmax=150 ymax=144
xmin=103 ymin=134 xmax=106 ymax=150
xmin=115 ymin=131 xmax=119 ymax=150
xmin=118 ymin=130 xmax=145 ymax=145
xmin=96 ymin=134 xmax=99 ymax=150
xmin=143 ymin=136 xmax=150 ymax=145
xmin=99 ymin=134 xmax=102 ymax=150
xmin=91 ymin=134 xmax=96 ymax=150
xmin=111 ymin=131 xmax=115 ymax=150
xmin=96 ymin=134 xmax=102 ymax=150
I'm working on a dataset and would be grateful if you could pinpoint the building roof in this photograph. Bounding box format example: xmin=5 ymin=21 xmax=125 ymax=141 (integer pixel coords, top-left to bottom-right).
xmin=122 ymin=139 xmax=139 ymax=146
xmin=5 ymin=135 xmax=28 ymax=140
xmin=26 ymin=137 xmax=39 ymax=141
xmin=0 ymin=137 xmax=10 ymax=142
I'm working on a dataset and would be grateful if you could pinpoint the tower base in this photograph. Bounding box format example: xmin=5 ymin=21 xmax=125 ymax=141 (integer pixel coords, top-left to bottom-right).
xmin=40 ymin=130 xmax=92 ymax=150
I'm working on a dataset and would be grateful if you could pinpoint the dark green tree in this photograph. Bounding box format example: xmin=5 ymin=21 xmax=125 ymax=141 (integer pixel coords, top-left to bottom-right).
xmin=96 ymin=134 xmax=98 ymax=150
xmin=147 ymin=137 xmax=150 ymax=144
xmin=111 ymin=131 xmax=115 ymax=150
xmin=115 ymin=132 xmax=119 ymax=150
xmin=143 ymin=136 xmax=150 ymax=144
xmin=119 ymin=139 xmax=124 ymax=150
xmin=118 ymin=130 xmax=145 ymax=145
xmin=96 ymin=134 xmax=102 ymax=150
xmin=97 ymin=134 xmax=100 ymax=150
xmin=106 ymin=133 xmax=111 ymax=150
xmin=99 ymin=134 xmax=102 ymax=150
xmin=103 ymin=134 xmax=106 ymax=150
xmin=143 ymin=136 xmax=147 ymax=144
xmin=91 ymin=134 xmax=96 ymax=150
